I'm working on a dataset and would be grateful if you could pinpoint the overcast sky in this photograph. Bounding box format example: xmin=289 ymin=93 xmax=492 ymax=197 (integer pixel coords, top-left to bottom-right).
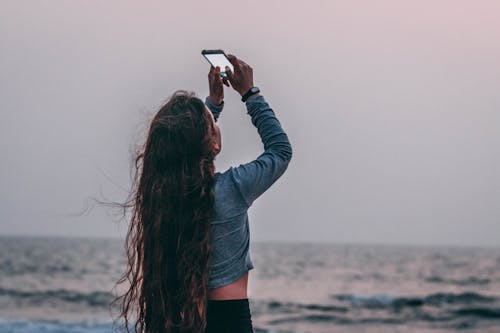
xmin=1 ymin=0 xmax=499 ymax=247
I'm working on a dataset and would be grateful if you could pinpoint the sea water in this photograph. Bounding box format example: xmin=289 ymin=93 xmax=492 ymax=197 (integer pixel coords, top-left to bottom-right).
xmin=1 ymin=236 xmax=499 ymax=333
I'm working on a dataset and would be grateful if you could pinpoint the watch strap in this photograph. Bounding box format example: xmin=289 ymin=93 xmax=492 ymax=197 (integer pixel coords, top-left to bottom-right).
xmin=241 ymin=87 xmax=260 ymax=102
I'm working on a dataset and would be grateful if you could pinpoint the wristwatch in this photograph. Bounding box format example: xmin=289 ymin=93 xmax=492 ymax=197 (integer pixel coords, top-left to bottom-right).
xmin=241 ymin=87 xmax=260 ymax=102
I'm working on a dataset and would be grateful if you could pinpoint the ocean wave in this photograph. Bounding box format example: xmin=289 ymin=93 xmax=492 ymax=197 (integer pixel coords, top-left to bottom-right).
xmin=0 ymin=260 xmax=76 ymax=276
xmin=268 ymin=314 xmax=406 ymax=326
xmin=0 ymin=287 xmax=114 ymax=307
xmin=264 ymin=300 xmax=348 ymax=313
xmin=425 ymin=275 xmax=491 ymax=286
xmin=451 ymin=308 xmax=500 ymax=319
xmin=331 ymin=292 xmax=497 ymax=309
xmin=263 ymin=297 xmax=500 ymax=330
xmin=0 ymin=319 xmax=274 ymax=333
xmin=0 ymin=319 xmax=114 ymax=333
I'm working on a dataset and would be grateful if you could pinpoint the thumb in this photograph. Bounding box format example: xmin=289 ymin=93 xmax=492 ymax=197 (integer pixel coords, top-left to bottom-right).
xmin=225 ymin=66 xmax=235 ymax=81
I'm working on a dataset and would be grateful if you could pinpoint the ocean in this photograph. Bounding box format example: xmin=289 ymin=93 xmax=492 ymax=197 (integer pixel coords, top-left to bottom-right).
xmin=0 ymin=236 xmax=499 ymax=333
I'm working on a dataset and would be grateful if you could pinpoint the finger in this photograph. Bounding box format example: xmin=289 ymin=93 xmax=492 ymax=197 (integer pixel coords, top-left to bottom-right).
xmin=225 ymin=66 xmax=235 ymax=81
xmin=222 ymin=76 xmax=230 ymax=87
xmin=226 ymin=54 xmax=240 ymax=70
xmin=227 ymin=54 xmax=243 ymax=73
xmin=216 ymin=71 xmax=223 ymax=83
xmin=213 ymin=66 xmax=222 ymax=78
xmin=238 ymin=58 xmax=249 ymax=67
xmin=214 ymin=67 xmax=225 ymax=83
xmin=228 ymin=54 xmax=247 ymax=68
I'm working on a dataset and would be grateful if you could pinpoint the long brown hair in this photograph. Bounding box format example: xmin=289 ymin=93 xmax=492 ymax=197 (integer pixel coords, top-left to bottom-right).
xmin=112 ymin=90 xmax=217 ymax=333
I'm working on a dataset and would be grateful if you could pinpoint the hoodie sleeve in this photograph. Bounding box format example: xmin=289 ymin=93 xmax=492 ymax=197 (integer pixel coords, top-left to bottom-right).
xmin=230 ymin=95 xmax=293 ymax=208
xmin=205 ymin=96 xmax=224 ymax=122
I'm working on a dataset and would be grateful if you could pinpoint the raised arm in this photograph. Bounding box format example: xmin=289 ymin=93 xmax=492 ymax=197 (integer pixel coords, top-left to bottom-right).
xmin=230 ymin=94 xmax=292 ymax=207
xmin=205 ymin=65 xmax=228 ymax=122
xmin=222 ymin=54 xmax=292 ymax=207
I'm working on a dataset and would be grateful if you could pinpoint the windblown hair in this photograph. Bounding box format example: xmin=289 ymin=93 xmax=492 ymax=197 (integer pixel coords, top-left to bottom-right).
xmin=113 ymin=90 xmax=217 ymax=333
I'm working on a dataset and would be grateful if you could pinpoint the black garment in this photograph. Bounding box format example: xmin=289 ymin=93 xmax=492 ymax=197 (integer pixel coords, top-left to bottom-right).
xmin=205 ymin=298 xmax=254 ymax=333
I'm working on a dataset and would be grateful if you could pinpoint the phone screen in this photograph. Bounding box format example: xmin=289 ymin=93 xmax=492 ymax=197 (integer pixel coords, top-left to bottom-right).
xmin=203 ymin=52 xmax=234 ymax=77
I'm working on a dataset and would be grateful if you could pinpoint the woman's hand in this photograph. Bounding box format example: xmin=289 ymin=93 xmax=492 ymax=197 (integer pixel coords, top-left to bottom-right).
xmin=208 ymin=66 xmax=229 ymax=105
xmin=224 ymin=54 xmax=254 ymax=97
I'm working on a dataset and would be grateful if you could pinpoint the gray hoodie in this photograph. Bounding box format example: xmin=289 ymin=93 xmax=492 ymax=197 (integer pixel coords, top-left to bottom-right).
xmin=204 ymin=95 xmax=293 ymax=289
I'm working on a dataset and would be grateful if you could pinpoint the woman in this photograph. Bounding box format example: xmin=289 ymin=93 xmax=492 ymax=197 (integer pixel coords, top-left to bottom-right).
xmin=113 ymin=54 xmax=292 ymax=333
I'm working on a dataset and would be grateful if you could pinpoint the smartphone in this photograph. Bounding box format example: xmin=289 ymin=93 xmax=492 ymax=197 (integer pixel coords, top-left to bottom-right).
xmin=201 ymin=49 xmax=234 ymax=78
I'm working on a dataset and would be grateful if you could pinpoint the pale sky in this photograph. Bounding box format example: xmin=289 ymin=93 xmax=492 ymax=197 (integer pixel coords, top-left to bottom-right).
xmin=1 ymin=0 xmax=499 ymax=247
